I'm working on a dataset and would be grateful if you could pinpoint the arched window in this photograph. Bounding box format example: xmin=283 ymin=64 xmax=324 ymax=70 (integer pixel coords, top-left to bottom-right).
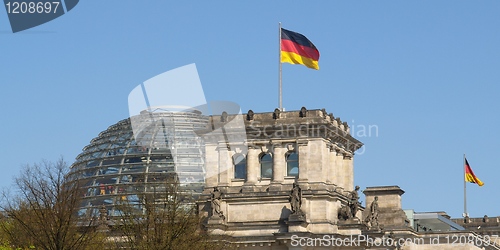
xmin=260 ymin=153 xmax=273 ymax=178
xmin=286 ymin=152 xmax=299 ymax=177
xmin=233 ymin=154 xmax=246 ymax=179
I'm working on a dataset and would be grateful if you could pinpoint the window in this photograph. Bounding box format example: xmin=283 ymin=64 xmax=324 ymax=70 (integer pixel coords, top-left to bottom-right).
xmin=233 ymin=154 xmax=246 ymax=179
xmin=286 ymin=152 xmax=299 ymax=177
xmin=260 ymin=153 xmax=273 ymax=178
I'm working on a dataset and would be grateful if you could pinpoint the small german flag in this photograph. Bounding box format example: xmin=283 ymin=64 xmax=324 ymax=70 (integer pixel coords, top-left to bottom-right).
xmin=465 ymin=158 xmax=484 ymax=186
xmin=281 ymin=28 xmax=320 ymax=70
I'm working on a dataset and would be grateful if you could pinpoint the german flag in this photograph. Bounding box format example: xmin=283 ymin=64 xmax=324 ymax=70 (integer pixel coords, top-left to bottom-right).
xmin=465 ymin=158 xmax=484 ymax=186
xmin=281 ymin=28 xmax=320 ymax=70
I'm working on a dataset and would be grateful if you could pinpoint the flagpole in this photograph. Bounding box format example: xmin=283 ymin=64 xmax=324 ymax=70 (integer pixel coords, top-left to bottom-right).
xmin=278 ymin=22 xmax=283 ymax=111
xmin=463 ymin=153 xmax=467 ymax=218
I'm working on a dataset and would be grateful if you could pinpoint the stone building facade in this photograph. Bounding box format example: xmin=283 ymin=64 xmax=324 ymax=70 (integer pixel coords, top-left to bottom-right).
xmin=197 ymin=108 xmax=500 ymax=250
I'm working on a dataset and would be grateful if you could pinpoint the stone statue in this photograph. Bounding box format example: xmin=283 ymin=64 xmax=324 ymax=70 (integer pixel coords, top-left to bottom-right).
xmin=220 ymin=111 xmax=228 ymax=122
xmin=289 ymin=183 xmax=302 ymax=215
xmin=365 ymin=196 xmax=380 ymax=230
xmin=338 ymin=205 xmax=351 ymax=221
xmin=348 ymin=186 xmax=361 ymax=219
xmin=273 ymin=108 xmax=281 ymax=119
xmin=210 ymin=187 xmax=225 ymax=220
xmin=247 ymin=110 xmax=254 ymax=120
xmin=299 ymin=107 xmax=307 ymax=117
xmin=483 ymin=215 xmax=489 ymax=223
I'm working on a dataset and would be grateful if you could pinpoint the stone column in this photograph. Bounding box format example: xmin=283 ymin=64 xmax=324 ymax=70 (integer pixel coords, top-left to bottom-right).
xmin=321 ymin=143 xmax=329 ymax=184
xmin=269 ymin=145 xmax=286 ymax=191
xmin=343 ymin=154 xmax=353 ymax=191
xmin=327 ymin=146 xmax=337 ymax=185
xmin=204 ymin=144 xmax=219 ymax=188
xmin=272 ymin=145 xmax=286 ymax=183
xmin=245 ymin=146 xmax=259 ymax=184
xmin=306 ymin=140 xmax=323 ymax=182
xmin=217 ymin=145 xmax=230 ymax=186
xmin=297 ymin=140 xmax=308 ymax=182
xmin=335 ymin=150 xmax=345 ymax=190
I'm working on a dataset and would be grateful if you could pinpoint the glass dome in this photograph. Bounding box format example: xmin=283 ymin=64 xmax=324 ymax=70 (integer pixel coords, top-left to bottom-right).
xmin=70 ymin=110 xmax=208 ymax=217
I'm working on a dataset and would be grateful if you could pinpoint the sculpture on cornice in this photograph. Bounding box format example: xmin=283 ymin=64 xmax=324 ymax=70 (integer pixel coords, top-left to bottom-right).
xmin=273 ymin=108 xmax=281 ymax=119
xmin=210 ymin=187 xmax=225 ymax=220
xmin=348 ymin=186 xmax=361 ymax=219
xmin=247 ymin=110 xmax=254 ymax=120
xmin=289 ymin=183 xmax=302 ymax=215
xmin=299 ymin=107 xmax=307 ymax=117
xmin=220 ymin=111 xmax=228 ymax=122
xmin=338 ymin=205 xmax=351 ymax=221
xmin=365 ymin=196 xmax=380 ymax=230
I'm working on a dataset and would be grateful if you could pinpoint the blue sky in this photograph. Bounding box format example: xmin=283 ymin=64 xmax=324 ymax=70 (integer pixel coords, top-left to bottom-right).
xmin=1 ymin=1 xmax=499 ymax=218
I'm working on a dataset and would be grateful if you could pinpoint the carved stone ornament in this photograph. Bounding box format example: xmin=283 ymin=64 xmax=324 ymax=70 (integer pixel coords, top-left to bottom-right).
xmin=321 ymin=108 xmax=327 ymax=117
xmin=335 ymin=117 xmax=342 ymax=125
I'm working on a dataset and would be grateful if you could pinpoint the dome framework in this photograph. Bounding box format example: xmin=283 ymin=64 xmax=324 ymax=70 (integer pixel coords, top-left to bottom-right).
xmin=70 ymin=110 xmax=208 ymax=217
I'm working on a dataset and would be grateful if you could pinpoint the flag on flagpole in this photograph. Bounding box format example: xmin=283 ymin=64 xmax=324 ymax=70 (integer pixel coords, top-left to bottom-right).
xmin=465 ymin=158 xmax=484 ymax=186
xmin=280 ymin=28 xmax=320 ymax=70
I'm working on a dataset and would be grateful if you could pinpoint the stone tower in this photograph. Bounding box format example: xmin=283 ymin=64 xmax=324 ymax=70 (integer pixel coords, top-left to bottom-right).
xmin=198 ymin=107 xmax=364 ymax=242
